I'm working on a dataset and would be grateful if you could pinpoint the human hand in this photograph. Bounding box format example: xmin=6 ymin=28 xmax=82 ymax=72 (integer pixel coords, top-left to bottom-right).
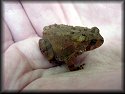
xmin=3 ymin=1 xmax=122 ymax=91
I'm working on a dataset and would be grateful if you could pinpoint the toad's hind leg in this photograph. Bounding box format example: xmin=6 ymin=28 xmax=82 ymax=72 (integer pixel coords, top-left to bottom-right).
xmin=39 ymin=39 xmax=54 ymax=61
xmin=39 ymin=39 xmax=64 ymax=65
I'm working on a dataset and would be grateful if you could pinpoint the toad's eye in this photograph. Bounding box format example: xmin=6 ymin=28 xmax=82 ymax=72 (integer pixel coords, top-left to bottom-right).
xmin=90 ymin=39 xmax=97 ymax=45
xmin=71 ymin=32 xmax=75 ymax=34
xmin=91 ymin=27 xmax=99 ymax=33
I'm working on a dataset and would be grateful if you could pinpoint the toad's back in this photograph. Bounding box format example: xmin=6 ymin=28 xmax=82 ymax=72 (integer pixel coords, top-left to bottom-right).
xmin=42 ymin=24 xmax=76 ymax=60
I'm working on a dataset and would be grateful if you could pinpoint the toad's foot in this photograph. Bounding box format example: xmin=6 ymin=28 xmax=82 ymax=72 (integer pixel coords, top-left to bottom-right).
xmin=77 ymin=63 xmax=85 ymax=70
xmin=68 ymin=63 xmax=85 ymax=71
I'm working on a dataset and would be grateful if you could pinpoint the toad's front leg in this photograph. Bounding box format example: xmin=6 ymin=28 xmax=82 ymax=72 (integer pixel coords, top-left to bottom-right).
xmin=65 ymin=52 xmax=85 ymax=71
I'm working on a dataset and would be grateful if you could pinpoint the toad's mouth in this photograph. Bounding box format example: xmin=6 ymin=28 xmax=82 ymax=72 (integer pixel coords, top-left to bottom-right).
xmin=96 ymin=39 xmax=104 ymax=48
xmin=86 ymin=39 xmax=104 ymax=51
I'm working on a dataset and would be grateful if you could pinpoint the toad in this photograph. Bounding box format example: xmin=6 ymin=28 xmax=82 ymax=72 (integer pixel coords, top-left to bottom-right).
xmin=39 ymin=24 xmax=104 ymax=71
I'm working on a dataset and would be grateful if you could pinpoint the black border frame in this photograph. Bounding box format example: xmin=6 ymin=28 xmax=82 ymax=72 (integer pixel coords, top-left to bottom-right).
xmin=1 ymin=0 xmax=124 ymax=93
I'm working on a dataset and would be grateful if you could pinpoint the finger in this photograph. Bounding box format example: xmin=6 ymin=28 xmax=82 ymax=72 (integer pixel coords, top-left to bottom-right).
xmin=3 ymin=1 xmax=37 ymax=42
xmin=21 ymin=1 xmax=67 ymax=37
xmin=15 ymin=37 xmax=56 ymax=69
xmin=2 ymin=20 xmax=14 ymax=52
xmin=22 ymin=70 xmax=121 ymax=90
xmin=60 ymin=2 xmax=83 ymax=26
xmin=3 ymin=43 xmax=36 ymax=90
xmin=73 ymin=3 xmax=122 ymax=26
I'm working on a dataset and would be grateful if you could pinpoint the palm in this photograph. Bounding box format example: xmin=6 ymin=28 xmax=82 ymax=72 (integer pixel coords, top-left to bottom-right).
xmin=3 ymin=1 xmax=122 ymax=91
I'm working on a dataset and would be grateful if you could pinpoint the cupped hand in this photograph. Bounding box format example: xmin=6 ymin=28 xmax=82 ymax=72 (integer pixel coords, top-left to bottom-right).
xmin=3 ymin=1 xmax=122 ymax=91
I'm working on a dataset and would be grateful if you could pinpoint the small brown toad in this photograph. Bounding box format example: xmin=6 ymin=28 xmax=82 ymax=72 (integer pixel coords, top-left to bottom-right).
xmin=39 ymin=24 xmax=104 ymax=71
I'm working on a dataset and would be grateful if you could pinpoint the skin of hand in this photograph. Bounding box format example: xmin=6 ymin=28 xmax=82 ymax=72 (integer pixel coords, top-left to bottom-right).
xmin=3 ymin=1 xmax=122 ymax=91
